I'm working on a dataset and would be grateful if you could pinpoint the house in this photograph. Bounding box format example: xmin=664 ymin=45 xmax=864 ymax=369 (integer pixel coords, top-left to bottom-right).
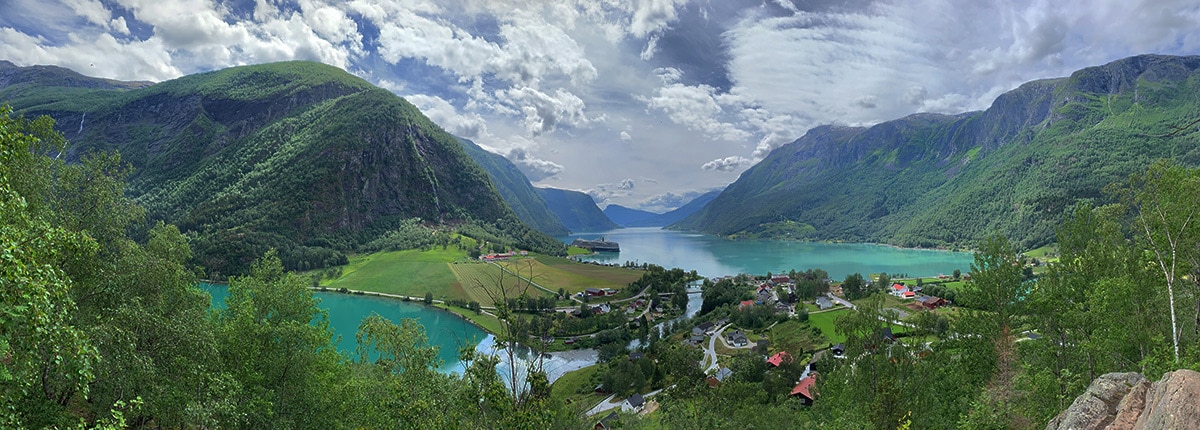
xmin=816 ymin=296 xmax=833 ymax=310
xmin=726 ymin=330 xmax=748 ymax=347
xmin=622 ymin=393 xmax=646 ymax=413
xmin=739 ymin=299 xmax=756 ymax=309
xmin=755 ymin=339 xmax=770 ymax=353
xmin=691 ymin=321 xmax=715 ymax=336
xmin=688 ymin=335 xmax=705 ymax=345
xmin=775 ymin=302 xmax=792 ymax=313
xmin=918 ymin=296 xmax=946 ymax=309
xmin=767 ymin=351 xmax=793 ymax=367
xmin=881 ymin=327 xmax=896 ymax=342
xmin=757 ymin=285 xmax=775 ymax=303
xmin=585 ymin=288 xmax=605 ymax=297
xmin=831 ymin=343 xmax=846 ymax=357
xmin=629 ymin=352 xmax=644 ymax=362
xmin=902 ymin=291 xmax=916 ymax=299
xmin=714 ymin=318 xmax=729 ymax=328
xmin=890 ymin=283 xmax=910 ymax=297
xmin=707 ymin=367 xmax=734 ymax=387
xmin=594 ymin=411 xmax=618 ymax=430
xmin=789 ymin=374 xmax=818 ymax=405
xmin=770 ymin=275 xmax=791 ymax=284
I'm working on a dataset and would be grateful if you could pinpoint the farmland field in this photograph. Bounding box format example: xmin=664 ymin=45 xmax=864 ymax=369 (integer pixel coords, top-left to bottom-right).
xmin=323 ymin=248 xmax=467 ymax=301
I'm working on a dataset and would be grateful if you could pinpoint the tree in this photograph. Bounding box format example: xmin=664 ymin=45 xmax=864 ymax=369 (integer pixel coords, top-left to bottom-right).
xmin=842 ymin=273 xmax=866 ymax=300
xmin=0 ymin=106 xmax=100 ymax=428
xmin=424 ymin=291 xmax=434 ymax=305
xmin=953 ymin=269 xmax=961 ymax=280
xmin=216 ymin=250 xmax=349 ymax=429
xmin=1118 ymin=162 xmax=1200 ymax=363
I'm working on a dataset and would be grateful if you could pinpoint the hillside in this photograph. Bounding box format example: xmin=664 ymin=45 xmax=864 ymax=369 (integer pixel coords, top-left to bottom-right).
xmin=3 ymin=60 xmax=565 ymax=276
xmin=536 ymin=187 xmax=619 ymax=232
xmin=676 ymin=54 xmax=1200 ymax=249
xmin=456 ymin=137 xmax=569 ymax=236
xmin=603 ymin=204 xmax=659 ymax=227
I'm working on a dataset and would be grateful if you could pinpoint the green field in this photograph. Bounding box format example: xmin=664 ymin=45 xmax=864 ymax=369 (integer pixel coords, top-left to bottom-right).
xmin=550 ymin=365 xmax=605 ymax=412
xmin=767 ymin=319 xmax=830 ymax=355
xmin=512 ymin=255 xmax=643 ymax=293
xmin=808 ymin=308 xmax=850 ymax=344
xmin=448 ymin=262 xmax=555 ymax=305
xmin=323 ymin=248 xmax=467 ymax=301
xmin=435 ymin=303 xmax=503 ymax=335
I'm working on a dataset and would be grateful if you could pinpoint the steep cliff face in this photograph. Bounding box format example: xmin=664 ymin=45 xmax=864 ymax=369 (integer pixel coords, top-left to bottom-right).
xmin=677 ymin=54 xmax=1200 ymax=248
xmin=536 ymin=187 xmax=619 ymax=233
xmin=457 ymin=137 xmax=569 ymax=236
xmin=3 ymin=61 xmax=561 ymax=275
xmin=1047 ymin=370 xmax=1200 ymax=430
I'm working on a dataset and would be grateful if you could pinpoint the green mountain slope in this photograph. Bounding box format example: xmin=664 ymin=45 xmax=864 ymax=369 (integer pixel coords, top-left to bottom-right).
xmin=456 ymin=137 xmax=569 ymax=236
xmin=4 ymin=60 xmax=564 ymax=275
xmin=536 ymin=187 xmax=619 ymax=232
xmin=676 ymin=54 xmax=1200 ymax=249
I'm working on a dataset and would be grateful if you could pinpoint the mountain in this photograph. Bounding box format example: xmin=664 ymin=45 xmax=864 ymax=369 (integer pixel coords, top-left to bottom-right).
xmin=603 ymin=190 xmax=720 ymax=227
xmin=637 ymin=190 xmax=721 ymax=227
xmin=456 ymin=137 xmax=570 ymax=236
xmin=603 ymin=204 xmax=660 ymax=227
xmin=536 ymin=187 xmax=619 ymax=232
xmin=3 ymin=60 xmax=565 ymax=276
xmin=676 ymin=54 xmax=1200 ymax=249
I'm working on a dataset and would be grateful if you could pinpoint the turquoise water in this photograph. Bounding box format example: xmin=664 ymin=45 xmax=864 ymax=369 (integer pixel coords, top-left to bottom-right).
xmin=199 ymin=283 xmax=486 ymax=373
xmin=564 ymin=227 xmax=974 ymax=279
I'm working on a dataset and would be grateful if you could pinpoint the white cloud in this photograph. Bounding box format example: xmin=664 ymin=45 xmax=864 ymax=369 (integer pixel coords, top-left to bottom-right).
xmin=645 ymin=82 xmax=749 ymax=141
xmin=701 ymin=156 xmax=751 ymax=172
xmin=507 ymin=147 xmax=565 ymax=181
xmin=405 ymin=94 xmax=489 ymax=139
xmin=619 ymin=131 xmax=632 ymax=141
xmin=630 ymin=0 xmax=688 ymax=37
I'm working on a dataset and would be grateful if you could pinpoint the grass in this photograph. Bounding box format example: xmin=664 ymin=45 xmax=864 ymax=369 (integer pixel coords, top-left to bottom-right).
xmin=435 ymin=303 xmax=504 ymax=335
xmin=567 ymin=246 xmax=592 ymax=256
xmin=768 ymin=319 xmax=829 ymax=354
xmin=808 ymin=308 xmax=850 ymax=344
xmin=448 ymin=262 xmax=527 ymax=306
xmin=500 ymin=256 xmax=642 ymax=294
xmin=323 ymin=248 xmax=467 ymax=301
xmin=551 ymin=365 xmax=606 ymax=412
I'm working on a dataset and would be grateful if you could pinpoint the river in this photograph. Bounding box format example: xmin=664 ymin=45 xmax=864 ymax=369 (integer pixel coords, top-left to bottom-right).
xmin=564 ymin=227 xmax=974 ymax=279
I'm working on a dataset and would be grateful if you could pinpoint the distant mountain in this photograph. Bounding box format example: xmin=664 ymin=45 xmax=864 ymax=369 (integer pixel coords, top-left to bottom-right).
xmin=603 ymin=190 xmax=720 ymax=227
xmin=456 ymin=137 xmax=569 ymax=236
xmin=603 ymin=205 xmax=660 ymax=227
xmin=640 ymin=190 xmax=721 ymax=227
xmin=676 ymin=54 xmax=1200 ymax=249
xmin=536 ymin=187 xmax=619 ymax=233
xmin=3 ymin=60 xmax=565 ymax=275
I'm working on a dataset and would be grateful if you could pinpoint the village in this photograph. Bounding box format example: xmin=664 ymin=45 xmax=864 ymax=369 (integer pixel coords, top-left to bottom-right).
xmin=577 ymin=269 xmax=965 ymax=428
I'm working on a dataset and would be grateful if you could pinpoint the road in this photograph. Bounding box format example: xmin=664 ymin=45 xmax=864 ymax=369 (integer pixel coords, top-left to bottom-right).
xmin=703 ymin=323 xmax=732 ymax=373
xmin=585 ymin=387 xmax=669 ymax=417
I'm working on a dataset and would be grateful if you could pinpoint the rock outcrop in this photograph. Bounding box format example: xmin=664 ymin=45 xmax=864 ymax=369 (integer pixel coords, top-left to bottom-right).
xmin=1046 ymin=369 xmax=1200 ymax=430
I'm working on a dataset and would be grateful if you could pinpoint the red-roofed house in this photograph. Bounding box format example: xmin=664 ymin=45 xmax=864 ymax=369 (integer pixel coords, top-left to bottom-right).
xmin=789 ymin=374 xmax=818 ymax=405
xmin=767 ymin=351 xmax=792 ymax=367
xmin=770 ymin=275 xmax=791 ymax=284
xmin=902 ymin=291 xmax=916 ymax=299
xmin=739 ymin=300 xmax=756 ymax=309
xmin=890 ymin=283 xmax=911 ymax=297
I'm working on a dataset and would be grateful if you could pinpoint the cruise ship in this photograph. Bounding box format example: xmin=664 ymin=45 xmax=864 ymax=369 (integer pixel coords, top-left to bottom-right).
xmin=570 ymin=237 xmax=620 ymax=252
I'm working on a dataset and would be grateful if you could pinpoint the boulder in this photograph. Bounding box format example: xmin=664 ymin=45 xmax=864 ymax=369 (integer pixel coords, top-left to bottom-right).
xmin=1047 ymin=370 xmax=1200 ymax=430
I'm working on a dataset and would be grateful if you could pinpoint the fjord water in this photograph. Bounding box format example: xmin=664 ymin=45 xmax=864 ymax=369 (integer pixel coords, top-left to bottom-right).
xmin=200 ymin=283 xmax=486 ymax=373
xmin=566 ymin=227 xmax=974 ymax=279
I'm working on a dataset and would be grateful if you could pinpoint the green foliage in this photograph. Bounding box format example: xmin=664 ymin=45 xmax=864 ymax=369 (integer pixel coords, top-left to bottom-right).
xmin=7 ymin=61 xmax=565 ymax=277
xmin=536 ymin=187 xmax=619 ymax=232
xmin=458 ymin=136 xmax=570 ymax=236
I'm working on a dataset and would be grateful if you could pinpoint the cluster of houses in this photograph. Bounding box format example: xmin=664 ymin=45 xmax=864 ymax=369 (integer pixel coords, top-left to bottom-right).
xmin=888 ymin=282 xmax=948 ymax=309
xmin=478 ymin=250 xmax=528 ymax=261
xmin=582 ymin=287 xmax=619 ymax=297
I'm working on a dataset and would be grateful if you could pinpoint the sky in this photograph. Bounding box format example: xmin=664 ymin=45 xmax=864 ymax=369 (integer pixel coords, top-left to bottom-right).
xmin=2 ymin=0 xmax=1199 ymax=212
